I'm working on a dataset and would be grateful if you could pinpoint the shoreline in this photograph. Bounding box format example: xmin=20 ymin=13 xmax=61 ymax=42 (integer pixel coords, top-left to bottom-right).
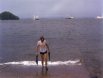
xmin=0 ymin=61 xmax=89 ymax=78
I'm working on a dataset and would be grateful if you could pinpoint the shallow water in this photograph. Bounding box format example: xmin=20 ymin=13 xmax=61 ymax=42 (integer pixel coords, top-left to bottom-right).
xmin=0 ymin=18 xmax=103 ymax=77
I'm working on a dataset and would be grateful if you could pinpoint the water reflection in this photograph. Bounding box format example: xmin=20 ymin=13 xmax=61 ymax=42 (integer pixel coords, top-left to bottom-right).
xmin=41 ymin=67 xmax=48 ymax=77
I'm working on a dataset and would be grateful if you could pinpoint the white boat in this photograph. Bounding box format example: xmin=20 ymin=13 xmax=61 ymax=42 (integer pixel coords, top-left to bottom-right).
xmin=33 ymin=16 xmax=39 ymax=20
xmin=96 ymin=16 xmax=103 ymax=19
xmin=65 ymin=17 xmax=74 ymax=19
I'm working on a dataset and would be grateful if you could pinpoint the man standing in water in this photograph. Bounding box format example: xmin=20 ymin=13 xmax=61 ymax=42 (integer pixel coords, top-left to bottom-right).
xmin=36 ymin=36 xmax=50 ymax=70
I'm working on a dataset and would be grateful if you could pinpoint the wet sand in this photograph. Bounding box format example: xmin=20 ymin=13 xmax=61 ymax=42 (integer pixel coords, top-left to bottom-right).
xmin=0 ymin=62 xmax=89 ymax=78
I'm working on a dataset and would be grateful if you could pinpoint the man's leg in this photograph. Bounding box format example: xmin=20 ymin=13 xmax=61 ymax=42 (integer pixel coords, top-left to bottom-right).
xmin=41 ymin=54 xmax=44 ymax=67
xmin=44 ymin=53 xmax=48 ymax=71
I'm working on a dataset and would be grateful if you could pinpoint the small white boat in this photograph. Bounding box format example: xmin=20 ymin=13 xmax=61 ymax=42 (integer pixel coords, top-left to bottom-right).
xmin=65 ymin=17 xmax=74 ymax=19
xmin=96 ymin=16 xmax=103 ymax=19
xmin=33 ymin=16 xmax=39 ymax=20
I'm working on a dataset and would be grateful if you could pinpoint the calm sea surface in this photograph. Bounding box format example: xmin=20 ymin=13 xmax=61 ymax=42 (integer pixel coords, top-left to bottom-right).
xmin=0 ymin=18 xmax=103 ymax=77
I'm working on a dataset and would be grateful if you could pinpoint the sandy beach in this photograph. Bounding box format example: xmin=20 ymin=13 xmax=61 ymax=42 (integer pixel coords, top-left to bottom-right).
xmin=0 ymin=60 xmax=90 ymax=78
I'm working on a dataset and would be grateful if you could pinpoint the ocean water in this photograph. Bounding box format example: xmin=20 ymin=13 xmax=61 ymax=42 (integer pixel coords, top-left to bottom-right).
xmin=0 ymin=18 xmax=103 ymax=77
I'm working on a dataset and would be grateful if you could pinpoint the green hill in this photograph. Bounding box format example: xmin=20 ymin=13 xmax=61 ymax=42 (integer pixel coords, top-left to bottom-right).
xmin=0 ymin=11 xmax=19 ymax=20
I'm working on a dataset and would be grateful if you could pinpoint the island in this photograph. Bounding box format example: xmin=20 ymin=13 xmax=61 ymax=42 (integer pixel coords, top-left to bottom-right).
xmin=0 ymin=11 xmax=19 ymax=20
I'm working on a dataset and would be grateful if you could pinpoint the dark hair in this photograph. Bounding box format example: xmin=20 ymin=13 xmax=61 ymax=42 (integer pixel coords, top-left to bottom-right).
xmin=40 ymin=36 xmax=45 ymax=42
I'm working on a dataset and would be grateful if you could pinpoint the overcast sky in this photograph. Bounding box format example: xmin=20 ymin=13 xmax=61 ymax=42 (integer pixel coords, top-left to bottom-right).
xmin=0 ymin=0 xmax=102 ymax=18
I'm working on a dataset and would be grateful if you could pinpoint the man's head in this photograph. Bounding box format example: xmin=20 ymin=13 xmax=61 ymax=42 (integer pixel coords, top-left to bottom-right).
xmin=40 ymin=36 xmax=45 ymax=42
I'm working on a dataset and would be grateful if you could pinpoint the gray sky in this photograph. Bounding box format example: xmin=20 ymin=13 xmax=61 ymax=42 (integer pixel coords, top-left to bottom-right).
xmin=0 ymin=0 xmax=102 ymax=18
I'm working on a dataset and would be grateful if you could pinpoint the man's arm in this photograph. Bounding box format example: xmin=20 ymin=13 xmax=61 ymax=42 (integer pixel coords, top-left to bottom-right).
xmin=36 ymin=45 xmax=39 ymax=55
xmin=46 ymin=43 xmax=50 ymax=61
xmin=36 ymin=45 xmax=39 ymax=52
xmin=46 ymin=43 xmax=50 ymax=52
xmin=35 ymin=45 xmax=39 ymax=65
